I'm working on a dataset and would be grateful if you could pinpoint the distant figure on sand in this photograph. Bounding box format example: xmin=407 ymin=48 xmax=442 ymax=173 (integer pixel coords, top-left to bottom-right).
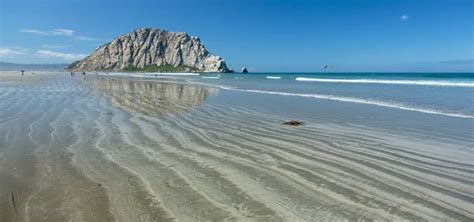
xmin=70 ymin=72 xmax=75 ymax=77
xmin=21 ymin=70 xmax=25 ymax=76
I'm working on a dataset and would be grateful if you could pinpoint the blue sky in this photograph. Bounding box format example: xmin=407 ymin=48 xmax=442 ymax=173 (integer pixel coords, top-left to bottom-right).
xmin=0 ymin=0 xmax=472 ymax=72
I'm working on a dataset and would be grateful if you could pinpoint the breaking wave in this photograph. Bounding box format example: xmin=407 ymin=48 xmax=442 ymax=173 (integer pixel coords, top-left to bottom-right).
xmin=266 ymin=76 xmax=282 ymax=79
xmin=295 ymin=77 xmax=474 ymax=87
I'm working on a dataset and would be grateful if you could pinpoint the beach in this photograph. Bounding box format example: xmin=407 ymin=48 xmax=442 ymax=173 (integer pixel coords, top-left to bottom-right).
xmin=0 ymin=72 xmax=473 ymax=221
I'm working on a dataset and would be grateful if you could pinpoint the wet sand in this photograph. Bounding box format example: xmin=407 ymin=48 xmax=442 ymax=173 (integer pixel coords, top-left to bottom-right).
xmin=0 ymin=73 xmax=473 ymax=221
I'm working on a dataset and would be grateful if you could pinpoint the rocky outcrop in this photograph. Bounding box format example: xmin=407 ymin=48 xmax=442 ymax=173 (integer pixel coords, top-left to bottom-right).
xmin=241 ymin=67 xmax=248 ymax=73
xmin=68 ymin=28 xmax=231 ymax=72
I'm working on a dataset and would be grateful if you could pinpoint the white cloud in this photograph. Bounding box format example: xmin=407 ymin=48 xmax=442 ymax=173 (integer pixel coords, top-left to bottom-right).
xmin=73 ymin=36 xmax=96 ymax=41
xmin=50 ymin=29 xmax=75 ymax=36
xmin=20 ymin=28 xmax=74 ymax=36
xmin=41 ymin=44 xmax=72 ymax=49
xmin=19 ymin=29 xmax=50 ymax=35
xmin=20 ymin=28 xmax=94 ymax=41
xmin=0 ymin=47 xmax=27 ymax=57
xmin=36 ymin=50 xmax=86 ymax=60
xmin=400 ymin=15 xmax=409 ymax=20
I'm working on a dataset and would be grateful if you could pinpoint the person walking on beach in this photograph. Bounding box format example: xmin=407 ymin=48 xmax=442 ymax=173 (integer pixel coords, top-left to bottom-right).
xmin=21 ymin=70 xmax=24 ymax=76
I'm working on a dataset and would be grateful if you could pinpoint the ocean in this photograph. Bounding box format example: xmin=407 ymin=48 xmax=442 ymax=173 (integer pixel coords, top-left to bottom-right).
xmin=183 ymin=72 xmax=474 ymax=118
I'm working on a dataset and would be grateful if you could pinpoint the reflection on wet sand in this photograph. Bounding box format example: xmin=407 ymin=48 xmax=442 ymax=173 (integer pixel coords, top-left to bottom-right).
xmin=86 ymin=77 xmax=213 ymax=116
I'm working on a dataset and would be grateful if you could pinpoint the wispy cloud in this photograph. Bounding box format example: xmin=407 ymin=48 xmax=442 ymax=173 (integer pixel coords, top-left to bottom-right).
xmin=50 ymin=29 xmax=74 ymax=36
xmin=20 ymin=28 xmax=95 ymax=41
xmin=19 ymin=29 xmax=50 ymax=35
xmin=41 ymin=44 xmax=72 ymax=49
xmin=20 ymin=28 xmax=74 ymax=36
xmin=400 ymin=15 xmax=409 ymax=21
xmin=73 ymin=36 xmax=96 ymax=41
xmin=0 ymin=47 xmax=28 ymax=57
xmin=36 ymin=50 xmax=86 ymax=60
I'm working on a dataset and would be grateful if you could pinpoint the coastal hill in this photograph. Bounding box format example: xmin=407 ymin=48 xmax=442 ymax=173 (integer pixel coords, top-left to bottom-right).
xmin=68 ymin=28 xmax=231 ymax=73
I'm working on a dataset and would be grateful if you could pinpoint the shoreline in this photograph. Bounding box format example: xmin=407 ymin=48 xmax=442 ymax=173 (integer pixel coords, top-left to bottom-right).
xmin=73 ymin=72 xmax=474 ymax=119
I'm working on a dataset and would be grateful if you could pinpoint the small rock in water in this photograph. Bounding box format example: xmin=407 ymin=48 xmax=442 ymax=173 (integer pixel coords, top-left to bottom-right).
xmin=241 ymin=67 xmax=248 ymax=73
xmin=283 ymin=120 xmax=304 ymax=126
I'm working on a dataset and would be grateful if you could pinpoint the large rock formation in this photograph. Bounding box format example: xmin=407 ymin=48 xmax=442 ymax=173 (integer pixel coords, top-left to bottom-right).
xmin=68 ymin=28 xmax=231 ymax=72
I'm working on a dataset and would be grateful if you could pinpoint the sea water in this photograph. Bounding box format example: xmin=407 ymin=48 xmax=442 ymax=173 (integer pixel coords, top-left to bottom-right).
xmin=188 ymin=72 xmax=474 ymax=118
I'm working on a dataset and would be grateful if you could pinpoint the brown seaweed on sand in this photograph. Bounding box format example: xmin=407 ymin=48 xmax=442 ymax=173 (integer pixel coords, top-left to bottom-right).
xmin=283 ymin=120 xmax=304 ymax=126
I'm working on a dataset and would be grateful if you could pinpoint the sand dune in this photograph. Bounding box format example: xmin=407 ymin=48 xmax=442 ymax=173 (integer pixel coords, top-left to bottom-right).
xmin=0 ymin=74 xmax=472 ymax=221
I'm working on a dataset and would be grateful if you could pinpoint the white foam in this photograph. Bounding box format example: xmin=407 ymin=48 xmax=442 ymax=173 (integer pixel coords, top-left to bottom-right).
xmin=266 ymin=76 xmax=282 ymax=79
xmin=201 ymin=76 xmax=221 ymax=79
xmin=295 ymin=77 xmax=474 ymax=87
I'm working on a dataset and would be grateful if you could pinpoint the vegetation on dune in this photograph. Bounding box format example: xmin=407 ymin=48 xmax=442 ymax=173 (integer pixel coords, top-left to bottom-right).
xmin=123 ymin=64 xmax=198 ymax=72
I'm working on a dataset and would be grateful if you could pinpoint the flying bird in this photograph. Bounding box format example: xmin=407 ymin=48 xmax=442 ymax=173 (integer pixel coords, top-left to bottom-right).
xmin=324 ymin=65 xmax=335 ymax=69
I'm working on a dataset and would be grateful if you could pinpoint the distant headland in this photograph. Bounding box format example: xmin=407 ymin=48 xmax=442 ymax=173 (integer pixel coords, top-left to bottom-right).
xmin=0 ymin=61 xmax=67 ymax=71
xmin=67 ymin=28 xmax=232 ymax=73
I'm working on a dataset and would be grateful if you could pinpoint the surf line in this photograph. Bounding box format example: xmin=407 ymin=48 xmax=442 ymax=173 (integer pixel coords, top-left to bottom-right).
xmin=295 ymin=77 xmax=474 ymax=87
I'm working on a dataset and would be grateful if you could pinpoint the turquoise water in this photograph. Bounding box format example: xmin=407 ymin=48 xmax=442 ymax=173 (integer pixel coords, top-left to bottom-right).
xmin=170 ymin=72 xmax=474 ymax=119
